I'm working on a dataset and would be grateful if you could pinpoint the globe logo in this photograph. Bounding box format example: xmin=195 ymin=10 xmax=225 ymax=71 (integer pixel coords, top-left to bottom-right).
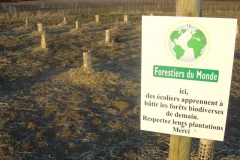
xmin=166 ymin=21 xmax=210 ymax=65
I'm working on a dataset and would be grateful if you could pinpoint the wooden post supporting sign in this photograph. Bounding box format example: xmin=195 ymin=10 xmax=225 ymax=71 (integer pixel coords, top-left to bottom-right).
xmin=168 ymin=1 xmax=202 ymax=160
xmin=168 ymin=135 xmax=192 ymax=159
xmin=176 ymin=0 xmax=202 ymax=17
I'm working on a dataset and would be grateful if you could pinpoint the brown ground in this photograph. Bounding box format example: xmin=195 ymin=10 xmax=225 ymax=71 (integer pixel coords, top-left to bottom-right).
xmin=0 ymin=9 xmax=240 ymax=160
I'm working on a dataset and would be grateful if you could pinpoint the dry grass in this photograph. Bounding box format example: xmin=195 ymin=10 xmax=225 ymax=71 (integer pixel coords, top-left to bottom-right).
xmin=0 ymin=10 xmax=240 ymax=160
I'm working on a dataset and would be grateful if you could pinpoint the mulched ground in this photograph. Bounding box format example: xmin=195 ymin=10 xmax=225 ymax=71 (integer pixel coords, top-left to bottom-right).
xmin=0 ymin=10 xmax=240 ymax=160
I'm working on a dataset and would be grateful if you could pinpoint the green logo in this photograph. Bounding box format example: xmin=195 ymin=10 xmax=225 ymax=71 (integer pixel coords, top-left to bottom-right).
xmin=166 ymin=21 xmax=210 ymax=65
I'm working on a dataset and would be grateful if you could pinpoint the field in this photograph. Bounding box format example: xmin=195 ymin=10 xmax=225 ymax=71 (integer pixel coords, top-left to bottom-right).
xmin=0 ymin=1 xmax=240 ymax=160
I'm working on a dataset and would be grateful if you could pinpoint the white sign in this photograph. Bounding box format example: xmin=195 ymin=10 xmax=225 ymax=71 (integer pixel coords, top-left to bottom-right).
xmin=141 ymin=16 xmax=237 ymax=141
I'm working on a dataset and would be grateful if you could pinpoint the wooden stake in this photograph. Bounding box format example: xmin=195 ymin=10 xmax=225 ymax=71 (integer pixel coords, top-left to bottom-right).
xmin=25 ymin=18 xmax=28 ymax=28
xmin=95 ymin=15 xmax=99 ymax=23
xmin=41 ymin=32 xmax=46 ymax=49
xmin=76 ymin=21 xmax=78 ymax=30
xmin=83 ymin=51 xmax=92 ymax=71
xmin=169 ymin=1 xmax=202 ymax=160
xmin=105 ymin=29 xmax=111 ymax=43
xmin=37 ymin=23 xmax=43 ymax=33
xmin=124 ymin=15 xmax=128 ymax=23
xmin=63 ymin=17 xmax=67 ymax=24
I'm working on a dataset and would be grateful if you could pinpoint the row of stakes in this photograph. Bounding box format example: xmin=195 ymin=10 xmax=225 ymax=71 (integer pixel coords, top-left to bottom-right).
xmin=24 ymin=14 xmax=240 ymax=37
xmin=31 ymin=14 xmax=239 ymax=72
xmin=24 ymin=13 xmax=162 ymax=29
xmin=25 ymin=14 xmax=128 ymax=28
xmin=36 ymin=14 xmax=160 ymax=50
xmin=33 ymin=15 xmax=130 ymax=71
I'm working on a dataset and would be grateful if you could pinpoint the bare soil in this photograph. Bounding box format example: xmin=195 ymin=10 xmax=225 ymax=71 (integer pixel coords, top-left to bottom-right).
xmin=0 ymin=10 xmax=240 ymax=160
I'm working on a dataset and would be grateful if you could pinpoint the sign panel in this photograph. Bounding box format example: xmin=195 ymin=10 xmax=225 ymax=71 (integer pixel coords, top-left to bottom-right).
xmin=141 ymin=16 xmax=237 ymax=141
